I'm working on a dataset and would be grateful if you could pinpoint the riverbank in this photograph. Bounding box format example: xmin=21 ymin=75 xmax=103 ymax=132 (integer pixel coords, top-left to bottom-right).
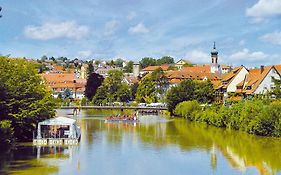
xmin=173 ymin=100 xmax=281 ymax=137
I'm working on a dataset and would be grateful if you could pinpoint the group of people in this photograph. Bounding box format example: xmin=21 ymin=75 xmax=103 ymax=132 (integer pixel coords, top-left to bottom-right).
xmin=106 ymin=113 xmax=138 ymax=121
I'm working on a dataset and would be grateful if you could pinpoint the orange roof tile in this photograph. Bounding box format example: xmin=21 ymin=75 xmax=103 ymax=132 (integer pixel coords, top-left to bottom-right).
xmin=181 ymin=64 xmax=211 ymax=73
xmin=142 ymin=64 xmax=170 ymax=71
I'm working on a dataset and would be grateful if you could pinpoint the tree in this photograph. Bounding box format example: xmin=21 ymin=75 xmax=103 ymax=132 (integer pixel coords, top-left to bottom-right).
xmin=85 ymin=73 xmax=104 ymax=101
xmin=92 ymin=69 xmax=131 ymax=104
xmin=139 ymin=57 xmax=157 ymax=69
xmin=123 ymin=61 xmax=133 ymax=73
xmin=166 ymin=80 xmax=196 ymax=113
xmin=41 ymin=55 xmax=48 ymax=62
xmin=166 ymin=79 xmax=215 ymax=114
xmin=151 ymin=68 xmax=169 ymax=101
xmin=194 ymin=80 xmax=215 ymax=104
xmin=114 ymin=58 xmax=124 ymax=67
xmin=157 ymin=56 xmax=174 ymax=65
xmin=87 ymin=61 xmax=95 ymax=75
xmin=136 ymin=75 xmax=157 ymax=103
xmin=272 ymin=78 xmax=281 ymax=99
xmin=130 ymin=83 xmax=139 ymax=100
xmin=0 ymin=57 xmax=57 ymax=143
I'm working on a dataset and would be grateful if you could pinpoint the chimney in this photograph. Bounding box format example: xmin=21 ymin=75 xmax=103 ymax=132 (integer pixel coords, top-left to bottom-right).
xmin=260 ymin=65 xmax=264 ymax=74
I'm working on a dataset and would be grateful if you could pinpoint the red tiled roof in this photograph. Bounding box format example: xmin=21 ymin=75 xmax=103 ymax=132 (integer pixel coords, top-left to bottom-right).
xmin=181 ymin=65 xmax=211 ymax=73
xmin=142 ymin=64 xmax=170 ymax=71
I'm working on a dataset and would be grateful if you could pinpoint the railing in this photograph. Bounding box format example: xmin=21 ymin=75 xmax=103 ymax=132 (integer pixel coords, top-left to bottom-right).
xmin=60 ymin=105 xmax=168 ymax=110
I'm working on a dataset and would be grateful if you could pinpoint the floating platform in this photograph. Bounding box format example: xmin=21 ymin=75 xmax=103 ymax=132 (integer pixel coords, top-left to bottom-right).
xmin=33 ymin=138 xmax=79 ymax=146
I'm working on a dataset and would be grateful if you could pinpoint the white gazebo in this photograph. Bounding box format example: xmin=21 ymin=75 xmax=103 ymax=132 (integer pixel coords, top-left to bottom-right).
xmin=36 ymin=116 xmax=80 ymax=139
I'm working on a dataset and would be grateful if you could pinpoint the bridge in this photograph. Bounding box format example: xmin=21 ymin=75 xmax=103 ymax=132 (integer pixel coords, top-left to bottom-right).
xmin=60 ymin=105 xmax=167 ymax=111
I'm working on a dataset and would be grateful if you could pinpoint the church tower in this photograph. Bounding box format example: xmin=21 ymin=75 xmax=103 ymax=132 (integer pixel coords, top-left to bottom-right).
xmin=211 ymin=42 xmax=218 ymax=64
xmin=210 ymin=42 xmax=221 ymax=73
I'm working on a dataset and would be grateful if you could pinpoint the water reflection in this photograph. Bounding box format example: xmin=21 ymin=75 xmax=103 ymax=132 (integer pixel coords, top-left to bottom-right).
xmin=0 ymin=109 xmax=281 ymax=175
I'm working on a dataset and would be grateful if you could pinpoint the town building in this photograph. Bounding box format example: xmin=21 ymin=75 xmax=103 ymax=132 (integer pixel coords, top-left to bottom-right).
xmin=175 ymin=59 xmax=191 ymax=70
xmin=140 ymin=64 xmax=171 ymax=75
xmin=41 ymin=72 xmax=86 ymax=99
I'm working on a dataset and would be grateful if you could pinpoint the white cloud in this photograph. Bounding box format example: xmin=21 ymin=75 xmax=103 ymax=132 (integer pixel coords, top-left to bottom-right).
xmin=246 ymin=0 xmax=281 ymax=21
xmin=78 ymin=50 xmax=92 ymax=58
xmin=260 ymin=31 xmax=281 ymax=45
xmin=24 ymin=21 xmax=89 ymax=40
xmin=229 ymin=48 xmax=268 ymax=62
xmin=128 ymin=23 xmax=149 ymax=34
xmin=185 ymin=50 xmax=210 ymax=64
xmin=127 ymin=11 xmax=137 ymax=20
xmin=104 ymin=20 xmax=120 ymax=36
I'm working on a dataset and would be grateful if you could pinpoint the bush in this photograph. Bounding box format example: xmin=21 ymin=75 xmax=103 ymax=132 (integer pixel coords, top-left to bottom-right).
xmin=174 ymin=99 xmax=281 ymax=137
xmin=174 ymin=101 xmax=201 ymax=120
xmin=0 ymin=120 xmax=13 ymax=147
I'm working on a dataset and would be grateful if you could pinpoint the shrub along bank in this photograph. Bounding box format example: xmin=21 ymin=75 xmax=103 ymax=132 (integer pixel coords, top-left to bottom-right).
xmin=174 ymin=100 xmax=281 ymax=137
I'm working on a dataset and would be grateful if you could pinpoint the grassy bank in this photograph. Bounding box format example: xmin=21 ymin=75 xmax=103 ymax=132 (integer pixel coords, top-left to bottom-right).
xmin=173 ymin=100 xmax=281 ymax=137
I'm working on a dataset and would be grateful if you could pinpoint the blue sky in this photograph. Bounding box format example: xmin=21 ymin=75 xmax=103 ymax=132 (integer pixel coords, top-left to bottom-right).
xmin=0 ymin=0 xmax=281 ymax=66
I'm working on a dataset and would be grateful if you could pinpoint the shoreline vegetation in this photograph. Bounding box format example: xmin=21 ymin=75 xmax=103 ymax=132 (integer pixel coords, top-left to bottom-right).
xmin=173 ymin=100 xmax=281 ymax=137
xmin=0 ymin=57 xmax=56 ymax=148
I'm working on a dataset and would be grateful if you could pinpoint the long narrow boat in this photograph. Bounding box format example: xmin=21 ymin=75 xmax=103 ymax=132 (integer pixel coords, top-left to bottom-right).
xmin=33 ymin=117 xmax=81 ymax=145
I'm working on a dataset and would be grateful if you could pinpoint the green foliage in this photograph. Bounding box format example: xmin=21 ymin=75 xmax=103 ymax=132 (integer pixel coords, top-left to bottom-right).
xmin=139 ymin=57 xmax=157 ymax=69
xmin=87 ymin=61 xmax=95 ymax=75
xmin=151 ymin=68 xmax=169 ymax=100
xmin=272 ymin=77 xmax=281 ymax=99
xmin=123 ymin=61 xmax=133 ymax=73
xmin=0 ymin=57 xmax=57 ymax=143
xmin=85 ymin=73 xmax=104 ymax=100
xmin=166 ymin=79 xmax=215 ymax=113
xmin=174 ymin=101 xmax=201 ymax=120
xmin=92 ymin=69 xmax=131 ymax=105
xmin=135 ymin=75 xmax=157 ymax=103
xmin=81 ymin=97 xmax=89 ymax=106
xmin=157 ymin=56 xmax=174 ymax=65
xmin=174 ymin=99 xmax=281 ymax=137
xmin=0 ymin=120 xmax=13 ymax=147
xmin=130 ymin=83 xmax=139 ymax=100
xmin=114 ymin=58 xmax=124 ymax=67
xmin=139 ymin=56 xmax=175 ymax=69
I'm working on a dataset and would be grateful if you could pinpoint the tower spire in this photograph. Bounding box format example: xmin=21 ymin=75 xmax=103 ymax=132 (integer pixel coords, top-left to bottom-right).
xmin=213 ymin=41 xmax=216 ymax=50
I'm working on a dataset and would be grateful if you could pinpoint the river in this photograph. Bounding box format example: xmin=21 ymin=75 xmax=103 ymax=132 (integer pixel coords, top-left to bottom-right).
xmin=0 ymin=109 xmax=281 ymax=175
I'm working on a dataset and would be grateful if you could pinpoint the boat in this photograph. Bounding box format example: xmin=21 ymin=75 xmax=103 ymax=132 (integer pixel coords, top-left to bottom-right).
xmin=33 ymin=116 xmax=81 ymax=145
xmin=105 ymin=114 xmax=139 ymax=123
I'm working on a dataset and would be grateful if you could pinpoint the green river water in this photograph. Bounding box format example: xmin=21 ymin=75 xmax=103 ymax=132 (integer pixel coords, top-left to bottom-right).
xmin=0 ymin=109 xmax=281 ymax=175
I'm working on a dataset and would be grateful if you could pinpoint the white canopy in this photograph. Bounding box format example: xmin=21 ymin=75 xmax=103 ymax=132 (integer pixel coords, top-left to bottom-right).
xmin=38 ymin=116 xmax=76 ymax=126
xmin=37 ymin=117 xmax=80 ymax=139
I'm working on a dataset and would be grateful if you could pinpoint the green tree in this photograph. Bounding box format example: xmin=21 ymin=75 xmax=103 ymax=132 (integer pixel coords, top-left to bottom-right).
xmin=92 ymin=69 xmax=131 ymax=104
xmin=166 ymin=80 xmax=196 ymax=113
xmin=157 ymin=56 xmax=174 ymax=65
xmin=272 ymin=78 xmax=281 ymax=99
xmin=136 ymin=75 xmax=157 ymax=103
xmin=85 ymin=73 xmax=104 ymax=101
xmin=151 ymin=68 xmax=169 ymax=101
xmin=87 ymin=61 xmax=95 ymax=75
xmin=114 ymin=58 xmax=124 ymax=67
xmin=194 ymin=80 xmax=215 ymax=104
xmin=41 ymin=55 xmax=48 ymax=62
xmin=0 ymin=57 xmax=57 ymax=143
xmin=139 ymin=57 xmax=157 ymax=69
xmin=123 ymin=61 xmax=134 ymax=73
xmin=130 ymin=83 xmax=139 ymax=100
